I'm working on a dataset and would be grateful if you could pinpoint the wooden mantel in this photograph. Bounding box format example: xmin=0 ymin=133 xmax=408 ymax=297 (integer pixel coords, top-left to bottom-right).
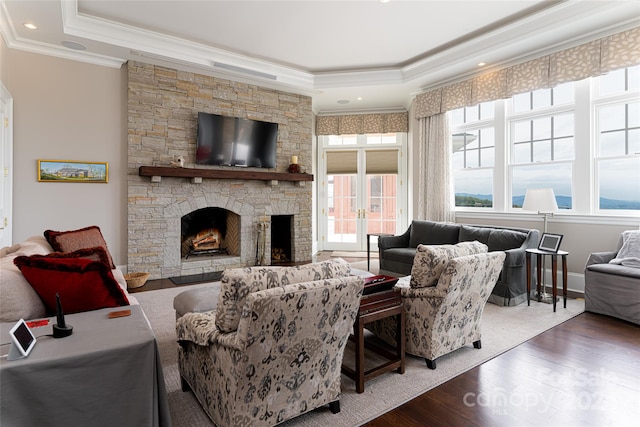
xmin=138 ymin=166 xmax=314 ymax=184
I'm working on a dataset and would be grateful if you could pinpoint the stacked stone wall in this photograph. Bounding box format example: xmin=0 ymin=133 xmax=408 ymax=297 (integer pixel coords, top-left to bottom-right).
xmin=127 ymin=61 xmax=313 ymax=279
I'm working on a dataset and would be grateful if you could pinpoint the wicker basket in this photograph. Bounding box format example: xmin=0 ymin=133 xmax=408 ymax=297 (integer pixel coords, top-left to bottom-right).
xmin=124 ymin=272 xmax=150 ymax=289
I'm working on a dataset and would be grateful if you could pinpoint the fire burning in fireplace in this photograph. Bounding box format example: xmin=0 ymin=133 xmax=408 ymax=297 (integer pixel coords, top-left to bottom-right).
xmin=193 ymin=228 xmax=221 ymax=251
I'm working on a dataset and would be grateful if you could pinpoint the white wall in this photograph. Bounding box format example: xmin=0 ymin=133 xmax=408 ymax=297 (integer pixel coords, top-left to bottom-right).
xmin=1 ymin=39 xmax=128 ymax=265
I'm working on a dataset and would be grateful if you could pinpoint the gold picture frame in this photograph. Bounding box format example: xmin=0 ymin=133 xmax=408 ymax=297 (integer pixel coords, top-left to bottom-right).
xmin=38 ymin=160 xmax=108 ymax=183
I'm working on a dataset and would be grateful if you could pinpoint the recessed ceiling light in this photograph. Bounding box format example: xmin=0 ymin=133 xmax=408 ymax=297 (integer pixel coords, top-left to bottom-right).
xmin=477 ymin=62 xmax=487 ymax=67
xmin=61 ymin=41 xmax=87 ymax=51
xmin=23 ymin=23 xmax=37 ymax=30
xmin=337 ymin=99 xmax=350 ymax=104
xmin=356 ymin=97 xmax=363 ymax=101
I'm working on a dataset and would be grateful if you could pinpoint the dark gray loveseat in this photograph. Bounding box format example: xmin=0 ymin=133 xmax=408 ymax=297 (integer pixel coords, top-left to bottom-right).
xmin=378 ymin=220 xmax=539 ymax=306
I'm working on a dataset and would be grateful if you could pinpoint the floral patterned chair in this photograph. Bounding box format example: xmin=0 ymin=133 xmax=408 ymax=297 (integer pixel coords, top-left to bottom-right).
xmin=368 ymin=243 xmax=505 ymax=369
xmin=176 ymin=260 xmax=364 ymax=427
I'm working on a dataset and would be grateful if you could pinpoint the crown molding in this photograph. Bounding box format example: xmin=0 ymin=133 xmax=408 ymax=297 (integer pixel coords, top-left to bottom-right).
xmin=61 ymin=0 xmax=314 ymax=89
xmin=0 ymin=0 xmax=125 ymax=68
xmin=3 ymin=0 xmax=638 ymax=104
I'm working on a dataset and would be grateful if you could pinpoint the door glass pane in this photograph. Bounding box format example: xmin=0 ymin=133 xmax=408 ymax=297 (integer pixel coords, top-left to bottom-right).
xmin=327 ymin=174 xmax=357 ymax=243
xmin=366 ymin=174 xmax=397 ymax=235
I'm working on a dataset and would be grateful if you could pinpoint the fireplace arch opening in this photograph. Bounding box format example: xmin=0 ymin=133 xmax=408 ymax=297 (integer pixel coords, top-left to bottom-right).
xmin=181 ymin=207 xmax=240 ymax=259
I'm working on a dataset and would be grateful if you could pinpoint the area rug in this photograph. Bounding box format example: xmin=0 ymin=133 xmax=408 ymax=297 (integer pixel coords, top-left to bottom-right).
xmin=136 ymin=275 xmax=585 ymax=427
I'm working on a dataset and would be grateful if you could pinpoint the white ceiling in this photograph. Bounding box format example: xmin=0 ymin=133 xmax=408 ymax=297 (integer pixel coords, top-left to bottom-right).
xmin=2 ymin=0 xmax=639 ymax=114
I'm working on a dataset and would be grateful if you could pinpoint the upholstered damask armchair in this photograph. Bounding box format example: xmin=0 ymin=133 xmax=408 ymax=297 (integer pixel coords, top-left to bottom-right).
xmin=176 ymin=261 xmax=364 ymax=427
xmin=369 ymin=243 xmax=505 ymax=369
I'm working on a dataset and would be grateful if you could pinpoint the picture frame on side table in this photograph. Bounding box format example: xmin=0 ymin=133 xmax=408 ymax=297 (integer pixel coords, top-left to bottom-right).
xmin=38 ymin=160 xmax=108 ymax=183
xmin=538 ymin=233 xmax=563 ymax=253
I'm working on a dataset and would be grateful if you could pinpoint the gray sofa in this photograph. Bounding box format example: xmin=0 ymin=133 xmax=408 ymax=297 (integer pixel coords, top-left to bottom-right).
xmin=584 ymin=231 xmax=640 ymax=325
xmin=378 ymin=220 xmax=539 ymax=306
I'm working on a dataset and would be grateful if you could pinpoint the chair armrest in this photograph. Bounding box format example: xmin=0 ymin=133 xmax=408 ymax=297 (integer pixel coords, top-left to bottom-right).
xmin=585 ymin=251 xmax=617 ymax=268
xmin=378 ymin=226 xmax=411 ymax=250
xmin=176 ymin=310 xmax=245 ymax=351
xmin=503 ymin=247 xmax=525 ymax=267
xmin=397 ymin=283 xmax=446 ymax=300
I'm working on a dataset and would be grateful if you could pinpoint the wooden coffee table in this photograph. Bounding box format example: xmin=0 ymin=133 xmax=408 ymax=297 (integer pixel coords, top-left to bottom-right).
xmin=342 ymin=275 xmax=405 ymax=393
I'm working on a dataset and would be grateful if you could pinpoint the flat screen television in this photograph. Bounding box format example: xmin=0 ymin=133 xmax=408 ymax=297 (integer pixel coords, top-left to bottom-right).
xmin=196 ymin=112 xmax=278 ymax=168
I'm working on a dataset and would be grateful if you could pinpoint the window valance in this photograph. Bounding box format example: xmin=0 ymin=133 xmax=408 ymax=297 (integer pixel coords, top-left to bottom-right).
xmin=316 ymin=112 xmax=408 ymax=135
xmin=415 ymin=26 xmax=640 ymax=119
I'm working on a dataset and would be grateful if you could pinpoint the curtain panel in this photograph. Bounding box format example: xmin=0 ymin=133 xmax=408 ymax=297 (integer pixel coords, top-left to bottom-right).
xmin=417 ymin=113 xmax=455 ymax=223
xmin=316 ymin=112 xmax=408 ymax=135
xmin=415 ymin=26 xmax=640 ymax=119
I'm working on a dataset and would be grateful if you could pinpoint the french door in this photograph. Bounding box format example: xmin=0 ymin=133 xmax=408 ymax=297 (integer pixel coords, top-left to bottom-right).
xmin=319 ymin=134 xmax=406 ymax=252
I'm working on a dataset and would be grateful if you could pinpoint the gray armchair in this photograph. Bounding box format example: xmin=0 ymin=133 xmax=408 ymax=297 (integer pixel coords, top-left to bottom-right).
xmin=584 ymin=230 xmax=640 ymax=325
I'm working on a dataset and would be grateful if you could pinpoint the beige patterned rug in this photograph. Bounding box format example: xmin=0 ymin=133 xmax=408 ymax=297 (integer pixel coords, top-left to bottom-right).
xmin=136 ymin=274 xmax=584 ymax=427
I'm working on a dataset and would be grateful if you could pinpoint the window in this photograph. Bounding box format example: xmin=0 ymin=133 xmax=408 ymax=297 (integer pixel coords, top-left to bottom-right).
xmin=450 ymin=102 xmax=495 ymax=207
xmin=510 ymin=83 xmax=575 ymax=209
xmin=594 ymin=65 xmax=640 ymax=211
xmin=449 ymin=68 xmax=640 ymax=214
xmin=327 ymin=134 xmax=357 ymax=145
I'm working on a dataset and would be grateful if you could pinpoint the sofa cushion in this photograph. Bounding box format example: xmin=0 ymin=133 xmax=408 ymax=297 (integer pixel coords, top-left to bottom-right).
xmin=382 ymin=247 xmax=418 ymax=263
xmin=487 ymin=229 xmax=527 ymax=251
xmin=215 ymin=259 xmax=351 ymax=333
xmin=408 ymin=221 xmax=460 ymax=248
xmin=14 ymin=256 xmax=129 ymax=316
xmin=3 ymin=235 xmax=53 ymax=257
xmin=0 ymin=236 xmax=54 ymax=322
xmin=410 ymin=241 xmax=488 ymax=288
xmin=459 ymin=225 xmax=491 ymax=246
xmin=0 ymin=258 xmax=47 ymax=322
xmin=44 ymin=225 xmax=115 ymax=269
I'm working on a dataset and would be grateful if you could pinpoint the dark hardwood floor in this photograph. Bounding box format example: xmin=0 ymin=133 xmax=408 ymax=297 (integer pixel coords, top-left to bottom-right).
xmin=364 ymin=312 xmax=640 ymax=427
xmin=133 ymin=253 xmax=640 ymax=426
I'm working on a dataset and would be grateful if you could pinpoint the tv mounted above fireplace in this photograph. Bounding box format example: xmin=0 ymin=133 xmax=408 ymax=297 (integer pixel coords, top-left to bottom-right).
xmin=196 ymin=112 xmax=278 ymax=168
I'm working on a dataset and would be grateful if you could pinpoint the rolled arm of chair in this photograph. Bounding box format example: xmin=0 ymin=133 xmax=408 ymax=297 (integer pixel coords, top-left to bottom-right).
xmin=176 ymin=310 xmax=245 ymax=351
xmin=585 ymin=251 xmax=617 ymax=268
xmin=503 ymin=247 xmax=525 ymax=267
xmin=378 ymin=226 xmax=411 ymax=250
xmin=397 ymin=284 xmax=446 ymax=301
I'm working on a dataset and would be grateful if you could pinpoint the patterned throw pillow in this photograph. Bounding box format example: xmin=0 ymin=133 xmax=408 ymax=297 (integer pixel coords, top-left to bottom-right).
xmin=14 ymin=255 xmax=129 ymax=315
xmin=38 ymin=246 xmax=113 ymax=267
xmin=215 ymin=259 xmax=351 ymax=333
xmin=410 ymin=241 xmax=488 ymax=288
xmin=44 ymin=226 xmax=115 ymax=269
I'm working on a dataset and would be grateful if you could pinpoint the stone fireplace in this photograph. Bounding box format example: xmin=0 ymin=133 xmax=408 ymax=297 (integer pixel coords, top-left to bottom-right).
xmin=127 ymin=61 xmax=313 ymax=280
xmin=181 ymin=207 xmax=239 ymax=259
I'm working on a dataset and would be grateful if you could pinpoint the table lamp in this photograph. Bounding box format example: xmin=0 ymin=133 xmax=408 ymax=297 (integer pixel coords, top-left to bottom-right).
xmin=523 ymin=188 xmax=558 ymax=303
xmin=523 ymin=188 xmax=558 ymax=233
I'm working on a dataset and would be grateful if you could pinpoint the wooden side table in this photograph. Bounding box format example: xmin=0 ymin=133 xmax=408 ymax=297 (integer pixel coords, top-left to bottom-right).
xmin=367 ymin=233 xmax=392 ymax=271
xmin=341 ymin=287 xmax=405 ymax=393
xmin=525 ymin=248 xmax=569 ymax=312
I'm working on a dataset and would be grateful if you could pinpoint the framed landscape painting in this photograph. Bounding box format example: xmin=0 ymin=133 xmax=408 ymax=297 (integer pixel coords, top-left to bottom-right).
xmin=38 ymin=160 xmax=108 ymax=183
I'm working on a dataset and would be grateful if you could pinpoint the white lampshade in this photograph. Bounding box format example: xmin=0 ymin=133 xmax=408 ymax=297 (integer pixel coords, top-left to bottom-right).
xmin=522 ymin=188 xmax=558 ymax=213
